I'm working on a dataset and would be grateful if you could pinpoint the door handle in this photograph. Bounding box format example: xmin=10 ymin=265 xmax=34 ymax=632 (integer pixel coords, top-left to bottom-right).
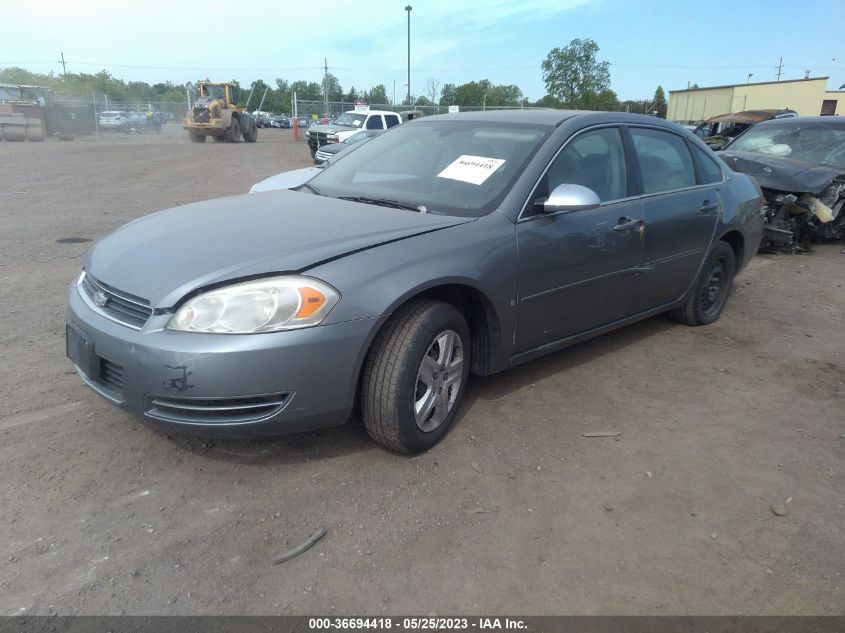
xmin=700 ymin=200 xmax=719 ymax=213
xmin=613 ymin=216 xmax=642 ymax=232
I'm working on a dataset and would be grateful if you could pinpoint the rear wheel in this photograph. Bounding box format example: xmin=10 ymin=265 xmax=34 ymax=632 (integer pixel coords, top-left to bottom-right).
xmin=669 ymin=241 xmax=736 ymax=326
xmin=361 ymin=300 xmax=471 ymax=454
xmin=225 ymin=117 xmax=241 ymax=143
xmin=188 ymin=131 xmax=206 ymax=143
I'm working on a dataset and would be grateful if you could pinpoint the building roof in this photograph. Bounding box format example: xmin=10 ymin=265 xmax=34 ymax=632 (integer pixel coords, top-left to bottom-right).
xmin=669 ymin=77 xmax=830 ymax=93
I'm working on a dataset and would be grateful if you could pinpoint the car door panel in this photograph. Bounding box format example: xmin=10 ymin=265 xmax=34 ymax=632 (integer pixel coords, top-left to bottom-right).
xmin=515 ymin=199 xmax=644 ymax=353
xmin=626 ymin=127 xmax=721 ymax=312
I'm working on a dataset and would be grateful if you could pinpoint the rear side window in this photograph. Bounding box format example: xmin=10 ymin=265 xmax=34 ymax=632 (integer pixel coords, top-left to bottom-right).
xmin=384 ymin=114 xmax=401 ymax=128
xmin=689 ymin=143 xmax=724 ymax=184
xmin=630 ymin=128 xmax=696 ymax=194
xmin=366 ymin=115 xmax=384 ymax=130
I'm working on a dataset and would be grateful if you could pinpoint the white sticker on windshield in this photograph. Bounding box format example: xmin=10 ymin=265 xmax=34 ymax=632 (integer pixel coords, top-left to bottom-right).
xmin=352 ymin=120 xmax=362 ymax=127
xmin=436 ymin=155 xmax=506 ymax=185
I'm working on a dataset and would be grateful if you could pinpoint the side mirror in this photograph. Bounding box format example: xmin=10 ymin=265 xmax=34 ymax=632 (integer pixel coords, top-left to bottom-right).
xmin=541 ymin=183 xmax=601 ymax=213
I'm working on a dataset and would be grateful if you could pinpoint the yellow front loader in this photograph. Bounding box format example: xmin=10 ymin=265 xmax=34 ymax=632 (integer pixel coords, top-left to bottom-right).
xmin=183 ymin=80 xmax=257 ymax=143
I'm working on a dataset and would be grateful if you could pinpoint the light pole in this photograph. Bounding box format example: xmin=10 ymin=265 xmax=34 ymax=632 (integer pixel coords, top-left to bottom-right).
xmin=747 ymin=73 xmax=753 ymax=84
xmin=405 ymin=5 xmax=412 ymax=106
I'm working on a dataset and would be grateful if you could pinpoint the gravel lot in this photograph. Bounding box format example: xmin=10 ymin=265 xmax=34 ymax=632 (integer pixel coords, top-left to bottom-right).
xmin=1 ymin=127 xmax=843 ymax=615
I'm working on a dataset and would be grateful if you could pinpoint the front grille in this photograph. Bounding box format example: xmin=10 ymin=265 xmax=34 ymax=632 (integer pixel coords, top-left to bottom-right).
xmin=315 ymin=150 xmax=332 ymax=162
xmin=192 ymin=106 xmax=210 ymax=123
xmin=98 ymin=358 xmax=125 ymax=393
xmin=316 ymin=132 xmax=334 ymax=144
xmin=145 ymin=393 xmax=291 ymax=425
xmin=80 ymin=272 xmax=153 ymax=329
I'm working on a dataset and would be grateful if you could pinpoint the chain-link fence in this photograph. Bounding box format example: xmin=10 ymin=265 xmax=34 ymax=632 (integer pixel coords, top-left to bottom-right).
xmin=292 ymin=99 xmax=547 ymax=122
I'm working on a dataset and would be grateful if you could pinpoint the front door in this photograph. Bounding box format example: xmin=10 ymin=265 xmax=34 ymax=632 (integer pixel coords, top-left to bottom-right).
xmin=514 ymin=127 xmax=645 ymax=354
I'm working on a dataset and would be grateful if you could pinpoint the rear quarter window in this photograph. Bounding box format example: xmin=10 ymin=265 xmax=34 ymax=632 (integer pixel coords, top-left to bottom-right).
xmin=689 ymin=143 xmax=724 ymax=184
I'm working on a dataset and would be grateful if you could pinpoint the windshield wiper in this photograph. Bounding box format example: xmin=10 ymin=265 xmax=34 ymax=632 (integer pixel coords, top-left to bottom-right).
xmin=336 ymin=195 xmax=425 ymax=212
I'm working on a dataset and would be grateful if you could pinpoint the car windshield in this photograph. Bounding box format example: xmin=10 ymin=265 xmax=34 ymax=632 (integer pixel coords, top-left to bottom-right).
xmin=307 ymin=120 xmax=551 ymax=217
xmin=728 ymin=121 xmax=845 ymax=169
xmin=333 ymin=112 xmax=367 ymax=127
xmin=204 ymin=84 xmax=227 ymax=99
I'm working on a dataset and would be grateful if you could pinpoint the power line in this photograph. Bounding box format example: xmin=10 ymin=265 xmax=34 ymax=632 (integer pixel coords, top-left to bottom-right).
xmin=2 ymin=58 xmax=843 ymax=75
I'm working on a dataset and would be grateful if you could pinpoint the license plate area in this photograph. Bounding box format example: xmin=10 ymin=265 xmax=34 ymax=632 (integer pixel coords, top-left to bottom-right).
xmin=66 ymin=323 xmax=99 ymax=379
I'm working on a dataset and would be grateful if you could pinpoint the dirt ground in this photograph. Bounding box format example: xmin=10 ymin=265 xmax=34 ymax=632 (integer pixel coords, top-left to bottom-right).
xmin=1 ymin=127 xmax=843 ymax=616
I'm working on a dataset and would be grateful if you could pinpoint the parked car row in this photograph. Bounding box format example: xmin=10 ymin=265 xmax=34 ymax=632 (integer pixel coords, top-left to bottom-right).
xmin=97 ymin=110 xmax=167 ymax=133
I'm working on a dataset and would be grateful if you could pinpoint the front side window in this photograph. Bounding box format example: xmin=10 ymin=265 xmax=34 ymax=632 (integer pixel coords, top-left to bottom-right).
xmin=534 ymin=127 xmax=628 ymax=208
xmin=630 ymin=128 xmax=696 ymax=194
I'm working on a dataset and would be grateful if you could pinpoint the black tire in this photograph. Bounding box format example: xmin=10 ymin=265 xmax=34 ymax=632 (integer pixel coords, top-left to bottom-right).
xmin=243 ymin=119 xmax=258 ymax=143
xmin=225 ymin=117 xmax=241 ymax=143
xmin=360 ymin=300 xmax=471 ymax=454
xmin=669 ymin=241 xmax=736 ymax=326
xmin=188 ymin=132 xmax=206 ymax=143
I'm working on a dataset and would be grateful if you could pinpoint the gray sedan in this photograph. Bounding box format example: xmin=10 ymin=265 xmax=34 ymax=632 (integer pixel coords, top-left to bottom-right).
xmin=66 ymin=110 xmax=763 ymax=453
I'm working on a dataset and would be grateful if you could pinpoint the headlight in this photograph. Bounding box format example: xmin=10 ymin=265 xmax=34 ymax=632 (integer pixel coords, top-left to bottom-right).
xmin=167 ymin=276 xmax=339 ymax=334
xmin=327 ymin=133 xmax=339 ymax=142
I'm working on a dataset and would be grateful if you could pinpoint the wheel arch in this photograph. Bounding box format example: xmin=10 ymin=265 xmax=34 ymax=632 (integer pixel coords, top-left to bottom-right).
xmin=356 ymin=280 xmax=504 ymax=382
xmin=716 ymin=229 xmax=745 ymax=273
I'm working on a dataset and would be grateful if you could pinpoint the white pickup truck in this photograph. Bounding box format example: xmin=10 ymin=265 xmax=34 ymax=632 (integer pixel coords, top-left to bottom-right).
xmin=306 ymin=109 xmax=403 ymax=157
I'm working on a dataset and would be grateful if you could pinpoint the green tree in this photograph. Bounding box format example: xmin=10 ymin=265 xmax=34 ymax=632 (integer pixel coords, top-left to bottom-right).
xmin=368 ymin=84 xmax=388 ymax=105
xmin=541 ymin=38 xmax=613 ymax=109
xmin=415 ymin=95 xmax=433 ymax=106
xmin=439 ymin=83 xmax=457 ymax=106
xmin=652 ymin=85 xmax=667 ymax=118
xmin=290 ymin=80 xmax=322 ymax=101
xmin=534 ymin=94 xmax=564 ymax=108
xmin=322 ymin=72 xmax=343 ymax=102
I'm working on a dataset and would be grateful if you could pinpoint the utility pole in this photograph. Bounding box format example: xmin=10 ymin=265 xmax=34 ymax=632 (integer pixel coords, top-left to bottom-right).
xmin=59 ymin=52 xmax=67 ymax=77
xmin=323 ymin=58 xmax=329 ymax=115
xmin=405 ymin=5 xmax=412 ymax=106
xmin=775 ymin=57 xmax=783 ymax=81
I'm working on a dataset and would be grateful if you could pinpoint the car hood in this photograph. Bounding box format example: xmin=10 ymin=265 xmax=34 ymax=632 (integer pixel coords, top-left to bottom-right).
xmin=719 ymin=150 xmax=845 ymax=194
xmin=308 ymin=124 xmax=357 ymax=134
xmin=85 ymin=190 xmax=474 ymax=308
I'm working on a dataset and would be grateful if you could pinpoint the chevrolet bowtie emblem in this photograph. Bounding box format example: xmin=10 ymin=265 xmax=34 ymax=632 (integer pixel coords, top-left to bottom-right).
xmin=93 ymin=291 xmax=108 ymax=307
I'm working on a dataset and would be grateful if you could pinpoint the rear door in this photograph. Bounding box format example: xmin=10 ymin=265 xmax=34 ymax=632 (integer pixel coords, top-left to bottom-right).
xmin=514 ymin=126 xmax=645 ymax=354
xmin=626 ymin=127 xmax=721 ymax=312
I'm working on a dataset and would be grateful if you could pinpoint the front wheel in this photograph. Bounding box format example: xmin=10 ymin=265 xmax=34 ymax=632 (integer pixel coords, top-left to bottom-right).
xmin=225 ymin=118 xmax=241 ymax=142
xmin=669 ymin=241 xmax=736 ymax=326
xmin=360 ymin=300 xmax=471 ymax=454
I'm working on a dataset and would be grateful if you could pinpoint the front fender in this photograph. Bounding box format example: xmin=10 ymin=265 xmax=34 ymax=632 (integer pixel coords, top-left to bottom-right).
xmin=307 ymin=211 xmax=518 ymax=370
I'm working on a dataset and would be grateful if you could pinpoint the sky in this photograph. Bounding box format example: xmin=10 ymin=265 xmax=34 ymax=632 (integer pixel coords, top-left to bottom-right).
xmin=2 ymin=0 xmax=844 ymax=102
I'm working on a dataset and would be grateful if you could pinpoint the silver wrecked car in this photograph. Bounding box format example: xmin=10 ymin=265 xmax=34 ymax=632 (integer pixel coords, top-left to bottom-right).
xmin=66 ymin=110 xmax=763 ymax=453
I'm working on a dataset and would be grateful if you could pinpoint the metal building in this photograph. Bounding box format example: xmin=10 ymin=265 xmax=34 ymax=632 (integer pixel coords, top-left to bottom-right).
xmin=668 ymin=77 xmax=843 ymax=123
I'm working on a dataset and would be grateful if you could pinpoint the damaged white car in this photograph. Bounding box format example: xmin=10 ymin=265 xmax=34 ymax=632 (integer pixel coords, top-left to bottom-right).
xmin=719 ymin=116 xmax=845 ymax=251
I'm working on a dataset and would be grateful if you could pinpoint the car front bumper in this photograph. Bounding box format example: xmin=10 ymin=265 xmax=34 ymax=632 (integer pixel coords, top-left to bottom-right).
xmin=65 ymin=282 xmax=378 ymax=437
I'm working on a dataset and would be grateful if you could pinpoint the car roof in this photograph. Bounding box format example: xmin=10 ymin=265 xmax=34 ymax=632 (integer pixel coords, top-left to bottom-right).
xmin=705 ymin=109 xmax=795 ymax=124
xmin=347 ymin=109 xmax=401 ymax=116
xmin=752 ymin=115 xmax=845 ymax=127
xmin=415 ymin=109 xmax=687 ymax=129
